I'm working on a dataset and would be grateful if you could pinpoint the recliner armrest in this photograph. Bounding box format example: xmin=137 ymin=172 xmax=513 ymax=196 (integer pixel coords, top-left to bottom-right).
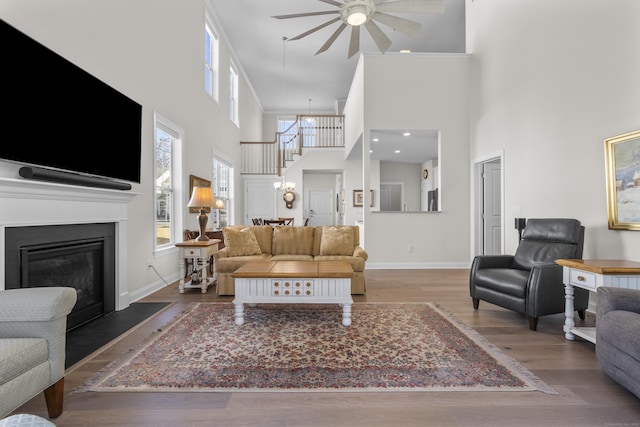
xmin=597 ymin=287 xmax=640 ymax=317
xmin=471 ymin=255 xmax=514 ymax=270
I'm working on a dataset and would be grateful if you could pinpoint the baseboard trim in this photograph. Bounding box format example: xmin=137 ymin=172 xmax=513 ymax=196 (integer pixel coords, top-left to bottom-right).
xmin=366 ymin=262 xmax=470 ymax=269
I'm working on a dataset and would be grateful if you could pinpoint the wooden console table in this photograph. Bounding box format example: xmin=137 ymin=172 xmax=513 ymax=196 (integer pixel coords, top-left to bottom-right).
xmin=175 ymin=239 xmax=220 ymax=293
xmin=232 ymin=260 xmax=353 ymax=326
xmin=556 ymin=259 xmax=640 ymax=343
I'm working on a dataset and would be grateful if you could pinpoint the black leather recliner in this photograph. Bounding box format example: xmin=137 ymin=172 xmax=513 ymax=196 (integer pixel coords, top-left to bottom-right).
xmin=469 ymin=218 xmax=589 ymax=331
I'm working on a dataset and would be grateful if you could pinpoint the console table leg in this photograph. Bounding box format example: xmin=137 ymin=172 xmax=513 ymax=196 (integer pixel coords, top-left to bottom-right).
xmin=564 ymin=283 xmax=575 ymax=340
xmin=342 ymin=303 xmax=352 ymax=327
xmin=234 ymin=303 xmax=245 ymax=326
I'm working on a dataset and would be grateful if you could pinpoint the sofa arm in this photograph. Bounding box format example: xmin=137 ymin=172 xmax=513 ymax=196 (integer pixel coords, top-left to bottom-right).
xmin=353 ymin=245 xmax=368 ymax=261
xmin=0 ymin=287 xmax=77 ymax=383
xmin=0 ymin=287 xmax=77 ymax=323
xmin=597 ymin=287 xmax=640 ymax=317
xmin=217 ymin=247 xmax=229 ymax=259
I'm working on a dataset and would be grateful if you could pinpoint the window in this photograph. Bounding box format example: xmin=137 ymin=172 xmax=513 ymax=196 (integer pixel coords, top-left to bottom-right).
xmin=278 ymin=117 xmax=297 ymax=148
xmin=154 ymin=114 xmax=184 ymax=251
xmin=204 ymin=17 xmax=219 ymax=102
xmin=212 ymin=155 xmax=233 ymax=229
xmin=229 ymin=62 xmax=239 ymax=125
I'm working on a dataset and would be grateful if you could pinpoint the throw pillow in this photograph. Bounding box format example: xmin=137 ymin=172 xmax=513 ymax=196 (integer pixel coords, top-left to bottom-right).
xmin=320 ymin=226 xmax=354 ymax=256
xmin=223 ymin=227 xmax=262 ymax=257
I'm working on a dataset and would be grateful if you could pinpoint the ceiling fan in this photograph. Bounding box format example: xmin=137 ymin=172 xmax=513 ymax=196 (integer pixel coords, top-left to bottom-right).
xmin=273 ymin=0 xmax=444 ymax=59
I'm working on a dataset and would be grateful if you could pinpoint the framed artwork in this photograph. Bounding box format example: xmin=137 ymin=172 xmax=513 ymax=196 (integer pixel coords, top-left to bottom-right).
xmin=189 ymin=175 xmax=212 ymax=213
xmin=353 ymin=190 xmax=374 ymax=207
xmin=605 ymin=129 xmax=640 ymax=230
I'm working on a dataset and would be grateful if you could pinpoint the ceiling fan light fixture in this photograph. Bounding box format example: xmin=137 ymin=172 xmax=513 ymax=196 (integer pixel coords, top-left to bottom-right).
xmin=347 ymin=6 xmax=368 ymax=26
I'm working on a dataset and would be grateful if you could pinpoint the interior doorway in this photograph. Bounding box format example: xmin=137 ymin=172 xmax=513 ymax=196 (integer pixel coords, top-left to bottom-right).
xmin=473 ymin=154 xmax=504 ymax=256
xmin=307 ymin=189 xmax=333 ymax=226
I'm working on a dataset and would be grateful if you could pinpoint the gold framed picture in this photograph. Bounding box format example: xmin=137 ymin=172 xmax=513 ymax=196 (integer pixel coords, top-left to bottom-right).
xmin=353 ymin=190 xmax=374 ymax=207
xmin=189 ymin=175 xmax=212 ymax=213
xmin=605 ymin=129 xmax=640 ymax=230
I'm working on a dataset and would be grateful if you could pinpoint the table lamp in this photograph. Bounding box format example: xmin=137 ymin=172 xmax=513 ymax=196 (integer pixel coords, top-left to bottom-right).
xmin=187 ymin=187 xmax=216 ymax=241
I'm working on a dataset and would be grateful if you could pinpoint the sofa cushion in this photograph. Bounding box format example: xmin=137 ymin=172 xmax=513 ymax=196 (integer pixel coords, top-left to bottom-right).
xmin=0 ymin=338 xmax=48 ymax=385
xmin=223 ymin=227 xmax=262 ymax=257
xmin=272 ymin=226 xmax=315 ymax=255
xmin=224 ymin=225 xmax=272 ymax=254
xmin=313 ymin=226 xmax=359 ymax=255
xmin=319 ymin=226 xmax=354 ymax=256
xmin=270 ymin=254 xmax=314 ymax=262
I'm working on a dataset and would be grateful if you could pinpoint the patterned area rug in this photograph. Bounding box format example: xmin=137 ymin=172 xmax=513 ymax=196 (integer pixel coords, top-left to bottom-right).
xmin=76 ymin=302 xmax=556 ymax=393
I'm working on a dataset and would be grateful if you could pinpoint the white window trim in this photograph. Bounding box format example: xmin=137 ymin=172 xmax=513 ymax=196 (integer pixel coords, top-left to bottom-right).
xmin=212 ymin=150 xmax=234 ymax=227
xmin=204 ymin=14 xmax=219 ymax=103
xmin=229 ymin=61 xmax=239 ymax=126
xmin=153 ymin=112 xmax=185 ymax=257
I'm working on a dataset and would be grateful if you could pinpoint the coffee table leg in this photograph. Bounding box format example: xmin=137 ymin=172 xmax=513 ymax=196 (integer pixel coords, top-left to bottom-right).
xmin=341 ymin=303 xmax=352 ymax=326
xmin=234 ymin=302 xmax=245 ymax=326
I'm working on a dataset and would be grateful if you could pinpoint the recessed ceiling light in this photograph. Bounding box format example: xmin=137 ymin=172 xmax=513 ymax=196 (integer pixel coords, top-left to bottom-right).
xmin=372 ymin=138 xmax=379 ymax=142
xmin=394 ymin=150 xmax=400 ymax=153
xmin=403 ymin=132 xmax=411 ymax=136
xmin=400 ymin=49 xmax=411 ymax=53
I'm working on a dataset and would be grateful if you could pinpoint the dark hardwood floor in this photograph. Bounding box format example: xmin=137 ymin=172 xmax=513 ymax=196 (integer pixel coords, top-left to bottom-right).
xmin=12 ymin=269 xmax=640 ymax=426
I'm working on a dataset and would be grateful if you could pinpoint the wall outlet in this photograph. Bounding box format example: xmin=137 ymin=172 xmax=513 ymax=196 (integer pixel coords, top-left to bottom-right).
xmin=407 ymin=245 xmax=414 ymax=253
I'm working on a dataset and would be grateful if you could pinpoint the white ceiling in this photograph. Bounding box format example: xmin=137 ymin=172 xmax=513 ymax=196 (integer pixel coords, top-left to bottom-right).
xmin=208 ymin=0 xmax=465 ymax=114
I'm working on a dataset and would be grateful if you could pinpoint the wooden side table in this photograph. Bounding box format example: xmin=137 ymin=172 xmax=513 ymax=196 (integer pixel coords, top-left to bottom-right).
xmin=175 ymin=239 xmax=220 ymax=293
xmin=556 ymin=259 xmax=640 ymax=343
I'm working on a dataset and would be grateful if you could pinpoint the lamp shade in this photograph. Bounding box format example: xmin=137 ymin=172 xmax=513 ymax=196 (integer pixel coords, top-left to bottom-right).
xmin=187 ymin=187 xmax=215 ymax=208
xmin=215 ymin=199 xmax=225 ymax=209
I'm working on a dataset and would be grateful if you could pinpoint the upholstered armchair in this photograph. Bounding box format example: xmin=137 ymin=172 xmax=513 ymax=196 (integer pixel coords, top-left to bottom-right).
xmin=0 ymin=287 xmax=77 ymax=419
xmin=469 ymin=218 xmax=589 ymax=331
xmin=596 ymin=286 xmax=640 ymax=399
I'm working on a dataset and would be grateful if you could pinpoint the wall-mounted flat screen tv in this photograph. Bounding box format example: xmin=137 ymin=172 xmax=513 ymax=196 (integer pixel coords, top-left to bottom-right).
xmin=0 ymin=18 xmax=142 ymax=184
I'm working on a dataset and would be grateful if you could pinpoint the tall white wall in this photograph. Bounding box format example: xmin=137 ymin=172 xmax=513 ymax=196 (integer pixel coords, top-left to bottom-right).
xmin=467 ymin=0 xmax=640 ymax=258
xmin=359 ymin=54 xmax=471 ymax=267
xmin=0 ymin=0 xmax=264 ymax=298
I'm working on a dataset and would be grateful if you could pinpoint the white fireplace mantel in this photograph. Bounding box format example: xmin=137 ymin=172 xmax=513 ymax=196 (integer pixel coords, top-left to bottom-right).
xmin=0 ymin=177 xmax=139 ymax=310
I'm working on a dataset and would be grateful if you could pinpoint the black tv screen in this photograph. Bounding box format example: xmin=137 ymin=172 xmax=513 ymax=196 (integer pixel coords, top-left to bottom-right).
xmin=0 ymin=18 xmax=142 ymax=184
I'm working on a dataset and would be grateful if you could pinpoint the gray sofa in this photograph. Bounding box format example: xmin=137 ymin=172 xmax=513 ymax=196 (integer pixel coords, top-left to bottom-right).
xmin=596 ymin=286 xmax=640 ymax=399
xmin=0 ymin=287 xmax=77 ymax=419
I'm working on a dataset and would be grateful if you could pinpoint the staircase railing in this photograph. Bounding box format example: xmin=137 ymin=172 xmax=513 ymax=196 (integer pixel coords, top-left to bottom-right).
xmin=240 ymin=114 xmax=344 ymax=176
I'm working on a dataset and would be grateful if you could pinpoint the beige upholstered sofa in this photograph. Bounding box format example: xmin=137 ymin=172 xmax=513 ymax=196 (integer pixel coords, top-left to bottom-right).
xmin=215 ymin=225 xmax=367 ymax=295
xmin=0 ymin=287 xmax=77 ymax=419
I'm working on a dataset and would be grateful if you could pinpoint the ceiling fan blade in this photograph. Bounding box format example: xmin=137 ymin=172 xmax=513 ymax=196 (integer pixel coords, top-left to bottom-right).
xmin=289 ymin=17 xmax=342 ymax=41
xmin=318 ymin=0 xmax=344 ymax=6
xmin=316 ymin=23 xmax=348 ymax=55
xmin=348 ymin=26 xmax=361 ymax=59
xmin=371 ymin=12 xmax=421 ymax=38
xmin=272 ymin=10 xmax=338 ymax=19
xmin=375 ymin=0 xmax=444 ymax=14
xmin=364 ymin=20 xmax=392 ymax=54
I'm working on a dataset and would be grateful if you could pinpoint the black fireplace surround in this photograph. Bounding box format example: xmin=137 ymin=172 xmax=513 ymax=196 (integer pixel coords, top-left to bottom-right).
xmin=5 ymin=223 xmax=116 ymax=330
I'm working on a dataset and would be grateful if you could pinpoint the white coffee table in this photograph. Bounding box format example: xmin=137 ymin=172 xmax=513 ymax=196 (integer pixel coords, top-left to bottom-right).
xmin=231 ymin=260 xmax=354 ymax=326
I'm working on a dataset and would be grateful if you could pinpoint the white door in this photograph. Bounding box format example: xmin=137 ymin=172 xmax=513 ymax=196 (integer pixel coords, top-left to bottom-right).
xmin=308 ymin=189 xmax=333 ymax=226
xmin=482 ymin=160 xmax=502 ymax=255
xmin=244 ymin=181 xmax=275 ymax=225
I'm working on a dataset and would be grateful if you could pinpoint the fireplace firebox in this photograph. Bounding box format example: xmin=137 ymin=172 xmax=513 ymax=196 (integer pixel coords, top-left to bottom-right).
xmin=5 ymin=223 xmax=116 ymax=330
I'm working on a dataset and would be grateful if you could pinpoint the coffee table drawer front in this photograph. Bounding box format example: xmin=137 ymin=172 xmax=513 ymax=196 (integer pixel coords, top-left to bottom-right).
xmin=272 ymin=279 xmax=314 ymax=296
